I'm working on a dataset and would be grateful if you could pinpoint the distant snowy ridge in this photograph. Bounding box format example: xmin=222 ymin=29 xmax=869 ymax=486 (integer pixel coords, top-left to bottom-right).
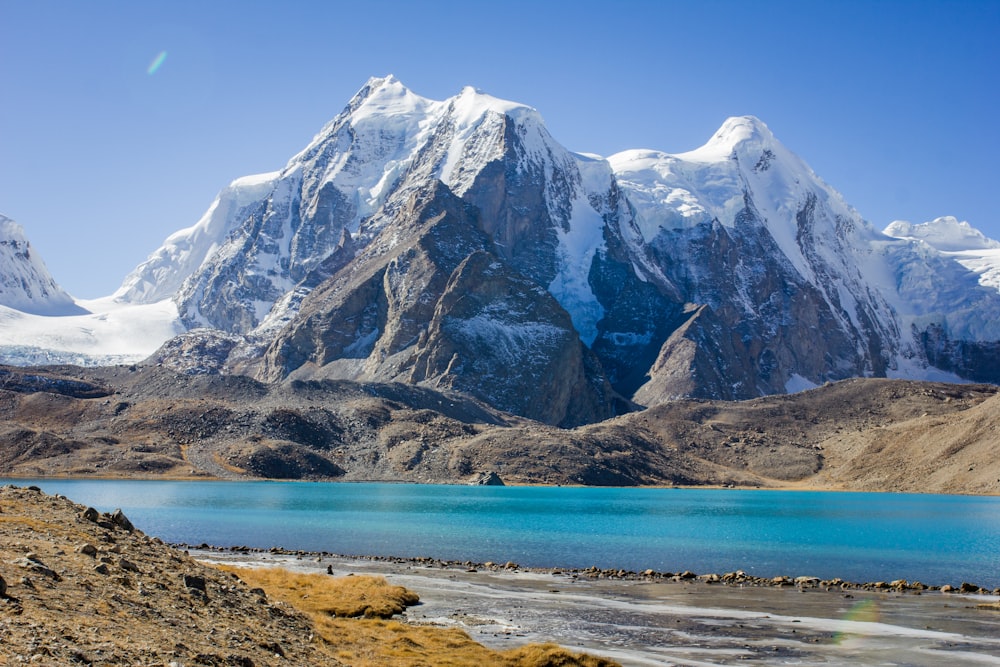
xmin=884 ymin=216 xmax=1000 ymax=252
xmin=0 ymin=213 xmax=83 ymax=316
xmin=884 ymin=217 xmax=1000 ymax=293
xmin=115 ymin=171 xmax=281 ymax=303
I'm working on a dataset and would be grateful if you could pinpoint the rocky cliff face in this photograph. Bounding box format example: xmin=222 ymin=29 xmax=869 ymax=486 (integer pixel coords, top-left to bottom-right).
xmin=258 ymin=181 xmax=616 ymax=427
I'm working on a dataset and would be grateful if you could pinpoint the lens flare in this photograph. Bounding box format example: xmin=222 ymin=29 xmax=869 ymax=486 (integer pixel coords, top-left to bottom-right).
xmin=147 ymin=51 xmax=168 ymax=75
xmin=832 ymin=598 xmax=880 ymax=644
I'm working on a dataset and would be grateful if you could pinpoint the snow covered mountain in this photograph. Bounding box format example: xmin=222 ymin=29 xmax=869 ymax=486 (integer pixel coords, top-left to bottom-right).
xmin=9 ymin=78 xmax=1000 ymax=423
xmin=121 ymin=77 xmax=655 ymax=345
xmin=0 ymin=214 xmax=82 ymax=316
xmin=610 ymin=119 xmax=1000 ymax=393
xmin=610 ymin=117 xmax=901 ymax=398
xmin=123 ymin=76 xmax=665 ymax=424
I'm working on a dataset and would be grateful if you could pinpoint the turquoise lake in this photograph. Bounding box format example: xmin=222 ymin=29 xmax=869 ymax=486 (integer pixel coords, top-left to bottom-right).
xmin=5 ymin=479 xmax=999 ymax=588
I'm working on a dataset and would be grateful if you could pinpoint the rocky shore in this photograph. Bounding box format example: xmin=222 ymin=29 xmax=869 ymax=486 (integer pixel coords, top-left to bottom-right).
xmin=196 ymin=546 xmax=1000 ymax=666
xmin=182 ymin=543 xmax=1000 ymax=596
xmin=0 ymin=485 xmax=327 ymax=666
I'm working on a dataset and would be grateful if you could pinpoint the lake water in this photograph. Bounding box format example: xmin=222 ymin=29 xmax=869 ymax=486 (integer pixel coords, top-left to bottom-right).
xmin=5 ymin=479 xmax=999 ymax=588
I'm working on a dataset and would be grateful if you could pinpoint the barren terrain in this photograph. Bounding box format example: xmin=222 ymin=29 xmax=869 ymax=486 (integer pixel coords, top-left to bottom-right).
xmin=1 ymin=364 xmax=998 ymax=494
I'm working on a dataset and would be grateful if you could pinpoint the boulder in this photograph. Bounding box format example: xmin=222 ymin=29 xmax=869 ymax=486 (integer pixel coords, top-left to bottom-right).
xmin=471 ymin=471 xmax=505 ymax=486
xmin=183 ymin=574 xmax=207 ymax=592
xmin=109 ymin=509 xmax=135 ymax=532
xmin=13 ymin=556 xmax=60 ymax=580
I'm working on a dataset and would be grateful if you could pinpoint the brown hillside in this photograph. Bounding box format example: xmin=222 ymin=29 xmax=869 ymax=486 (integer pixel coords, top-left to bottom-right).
xmin=0 ymin=365 xmax=998 ymax=493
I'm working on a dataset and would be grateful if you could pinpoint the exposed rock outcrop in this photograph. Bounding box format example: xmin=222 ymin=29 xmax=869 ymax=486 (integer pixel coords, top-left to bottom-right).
xmin=258 ymin=182 xmax=617 ymax=427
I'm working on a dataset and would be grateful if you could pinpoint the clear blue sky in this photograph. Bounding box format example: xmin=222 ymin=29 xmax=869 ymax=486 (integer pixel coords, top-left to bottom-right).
xmin=1 ymin=0 xmax=998 ymax=298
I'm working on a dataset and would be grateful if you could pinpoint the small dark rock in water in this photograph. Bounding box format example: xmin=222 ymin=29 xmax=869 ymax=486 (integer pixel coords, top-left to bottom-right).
xmin=471 ymin=471 xmax=505 ymax=486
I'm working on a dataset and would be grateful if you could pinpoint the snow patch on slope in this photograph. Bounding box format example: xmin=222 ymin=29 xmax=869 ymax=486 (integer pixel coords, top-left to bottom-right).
xmin=448 ymin=312 xmax=564 ymax=363
xmin=785 ymin=374 xmax=819 ymax=394
xmin=547 ymin=154 xmax=613 ymax=346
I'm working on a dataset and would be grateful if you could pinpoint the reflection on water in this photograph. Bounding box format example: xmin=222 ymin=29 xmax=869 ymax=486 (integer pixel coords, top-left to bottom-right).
xmin=4 ymin=479 xmax=999 ymax=587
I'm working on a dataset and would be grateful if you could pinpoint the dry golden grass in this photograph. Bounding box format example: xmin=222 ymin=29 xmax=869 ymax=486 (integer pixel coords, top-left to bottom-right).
xmin=220 ymin=566 xmax=419 ymax=618
xmin=213 ymin=450 xmax=248 ymax=475
xmin=222 ymin=566 xmax=620 ymax=667
xmin=0 ymin=512 xmax=92 ymax=541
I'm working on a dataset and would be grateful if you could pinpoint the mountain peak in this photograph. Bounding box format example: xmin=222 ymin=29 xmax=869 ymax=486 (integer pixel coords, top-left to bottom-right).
xmin=345 ymin=74 xmax=429 ymax=123
xmin=360 ymin=73 xmax=402 ymax=93
xmin=678 ymin=115 xmax=777 ymax=162
xmin=0 ymin=213 xmax=83 ymax=316
xmin=450 ymin=84 xmax=540 ymax=126
xmin=715 ymin=115 xmax=774 ymax=143
xmin=0 ymin=212 xmax=25 ymax=242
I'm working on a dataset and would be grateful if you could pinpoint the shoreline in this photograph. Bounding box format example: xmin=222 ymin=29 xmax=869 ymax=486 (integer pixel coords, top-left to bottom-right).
xmin=4 ymin=474 xmax=1000 ymax=498
xmin=179 ymin=543 xmax=1000 ymax=595
xmin=6 ymin=480 xmax=999 ymax=590
xmin=192 ymin=546 xmax=1000 ymax=667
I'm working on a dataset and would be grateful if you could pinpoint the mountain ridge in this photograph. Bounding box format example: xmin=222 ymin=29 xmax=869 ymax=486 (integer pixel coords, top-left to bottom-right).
xmin=3 ymin=77 xmax=1000 ymax=426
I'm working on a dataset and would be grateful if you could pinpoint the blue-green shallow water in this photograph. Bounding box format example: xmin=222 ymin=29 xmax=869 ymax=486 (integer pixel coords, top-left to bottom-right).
xmin=5 ymin=479 xmax=999 ymax=588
